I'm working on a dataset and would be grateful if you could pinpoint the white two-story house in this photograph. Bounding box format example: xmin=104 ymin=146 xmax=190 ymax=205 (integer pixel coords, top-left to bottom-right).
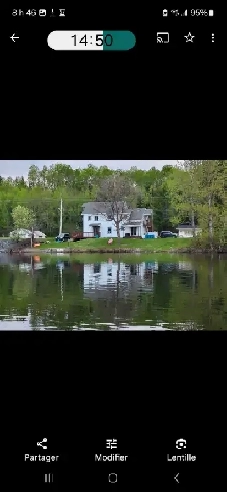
xmin=81 ymin=202 xmax=153 ymax=238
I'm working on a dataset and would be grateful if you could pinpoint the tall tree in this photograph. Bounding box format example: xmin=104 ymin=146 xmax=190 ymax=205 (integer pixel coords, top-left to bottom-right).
xmin=195 ymin=160 xmax=226 ymax=247
xmin=28 ymin=165 xmax=40 ymax=188
xmin=95 ymin=174 xmax=138 ymax=240
xmin=11 ymin=205 xmax=36 ymax=231
xmin=165 ymin=163 xmax=200 ymax=231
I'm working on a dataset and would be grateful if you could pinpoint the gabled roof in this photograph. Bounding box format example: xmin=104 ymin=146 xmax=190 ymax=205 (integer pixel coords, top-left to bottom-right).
xmin=81 ymin=202 xmax=129 ymax=215
xmin=81 ymin=203 xmax=152 ymax=222
xmin=124 ymin=209 xmax=152 ymax=225
xmin=129 ymin=208 xmax=152 ymax=220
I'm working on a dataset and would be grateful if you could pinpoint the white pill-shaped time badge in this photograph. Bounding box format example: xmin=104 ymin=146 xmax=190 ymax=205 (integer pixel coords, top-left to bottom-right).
xmin=47 ymin=31 xmax=136 ymax=51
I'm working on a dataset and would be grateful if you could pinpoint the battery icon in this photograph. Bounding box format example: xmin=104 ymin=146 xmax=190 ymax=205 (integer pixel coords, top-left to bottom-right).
xmin=209 ymin=10 xmax=214 ymax=16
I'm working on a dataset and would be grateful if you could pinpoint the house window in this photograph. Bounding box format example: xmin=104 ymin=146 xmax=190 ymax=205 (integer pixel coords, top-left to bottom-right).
xmin=107 ymin=227 xmax=112 ymax=234
xmin=94 ymin=216 xmax=98 ymax=221
xmin=130 ymin=264 xmax=138 ymax=275
xmin=93 ymin=263 xmax=101 ymax=274
xmin=88 ymin=216 xmax=91 ymax=221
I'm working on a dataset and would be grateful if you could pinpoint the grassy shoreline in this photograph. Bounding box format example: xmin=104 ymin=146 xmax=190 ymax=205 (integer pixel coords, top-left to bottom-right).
xmin=21 ymin=237 xmax=191 ymax=253
xmin=40 ymin=237 xmax=193 ymax=251
xmin=3 ymin=237 xmax=226 ymax=254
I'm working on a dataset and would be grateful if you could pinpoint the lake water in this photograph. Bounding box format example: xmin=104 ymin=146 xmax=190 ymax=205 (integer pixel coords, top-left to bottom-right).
xmin=0 ymin=253 xmax=226 ymax=330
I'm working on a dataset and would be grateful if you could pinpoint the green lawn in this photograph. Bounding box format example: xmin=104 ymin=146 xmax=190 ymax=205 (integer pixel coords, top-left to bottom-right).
xmin=37 ymin=237 xmax=193 ymax=251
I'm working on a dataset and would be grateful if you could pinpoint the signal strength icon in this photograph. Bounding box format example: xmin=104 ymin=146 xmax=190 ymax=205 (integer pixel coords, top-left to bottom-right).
xmin=181 ymin=10 xmax=187 ymax=16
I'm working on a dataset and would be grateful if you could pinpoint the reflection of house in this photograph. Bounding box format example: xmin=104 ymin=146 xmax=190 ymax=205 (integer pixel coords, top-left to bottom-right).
xmin=19 ymin=261 xmax=45 ymax=271
xmin=83 ymin=261 xmax=158 ymax=296
xmin=84 ymin=262 xmax=135 ymax=287
xmin=81 ymin=202 xmax=153 ymax=238
xmin=176 ymin=224 xmax=202 ymax=238
xmin=178 ymin=261 xmax=193 ymax=270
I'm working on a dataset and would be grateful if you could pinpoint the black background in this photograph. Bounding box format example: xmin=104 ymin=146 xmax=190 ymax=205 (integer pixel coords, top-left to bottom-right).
xmin=1 ymin=333 xmax=226 ymax=489
xmin=1 ymin=5 xmax=225 ymax=158
xmin=1 ymin=5 xmax=226 ymax=490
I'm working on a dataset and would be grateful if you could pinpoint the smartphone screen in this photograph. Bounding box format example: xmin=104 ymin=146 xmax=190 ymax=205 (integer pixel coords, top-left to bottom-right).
xmin=0 ymin=6 xmax=226 ymax=491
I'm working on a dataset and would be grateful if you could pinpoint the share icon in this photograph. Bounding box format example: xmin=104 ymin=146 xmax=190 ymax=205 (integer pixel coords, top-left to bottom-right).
xmin=37 ymin=438 xmax=47 ymax=449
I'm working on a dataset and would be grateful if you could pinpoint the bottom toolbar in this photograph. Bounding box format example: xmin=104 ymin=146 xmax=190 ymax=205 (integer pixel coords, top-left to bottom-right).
xmin=1 ymin=432 xmax=226 ymax=490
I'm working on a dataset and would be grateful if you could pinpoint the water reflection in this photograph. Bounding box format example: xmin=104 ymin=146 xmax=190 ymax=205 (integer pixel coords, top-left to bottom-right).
xmin=0 ymin=254 xmax=226 ymax=330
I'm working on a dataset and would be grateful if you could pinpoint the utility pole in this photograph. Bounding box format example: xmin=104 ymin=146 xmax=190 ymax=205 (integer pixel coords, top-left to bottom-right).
xmin=59 ymin=198 xmax=63 ymax=235
xmin=31 ymin=225 xmax=34 ymax=248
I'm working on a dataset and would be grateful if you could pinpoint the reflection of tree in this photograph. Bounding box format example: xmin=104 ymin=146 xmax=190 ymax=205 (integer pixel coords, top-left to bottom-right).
xmin=152 ymin=265 xmax=172 ymax=309
xmin=13 ymin=271 xmax=32 ymax=299
xmin=0 ymin=255 xmax=227 ymax=330
xmin=115 ymin=257 xmax=120 ymax=322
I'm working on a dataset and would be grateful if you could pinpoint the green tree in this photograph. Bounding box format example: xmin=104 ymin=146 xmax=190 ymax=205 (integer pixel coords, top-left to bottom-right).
xmin=165 ymin=163 xmax=200 ymax=231
xmin=28 ymin=165 xmax=40 ymax=187
xmin=11 ymin=205 xmax=36 ymax=231
xmin=195 ymin=160 xmax=226 ymax=248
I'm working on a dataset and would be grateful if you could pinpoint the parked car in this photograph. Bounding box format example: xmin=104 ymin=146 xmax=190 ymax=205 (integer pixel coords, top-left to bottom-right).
xmin=55 ymin=233 xmax=70 ymax=242
xmin=159 ymin=231 xmax=178 ymax=238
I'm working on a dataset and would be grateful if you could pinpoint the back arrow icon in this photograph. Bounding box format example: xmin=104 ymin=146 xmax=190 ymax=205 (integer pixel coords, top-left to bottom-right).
xmin=174 ymin=473 xmax=179 ymax=483
xmin=10 ymin=33 xmax=19 ymax=42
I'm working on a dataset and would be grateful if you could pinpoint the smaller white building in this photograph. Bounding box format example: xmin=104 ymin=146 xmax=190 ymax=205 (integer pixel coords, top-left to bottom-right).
xmin=81 ymin=202 xmax=153 ymax=238
xmin=176 ymin=224 xmax=202 ymax=238
xmin=9 ymin=229 xmax=46 ymax=239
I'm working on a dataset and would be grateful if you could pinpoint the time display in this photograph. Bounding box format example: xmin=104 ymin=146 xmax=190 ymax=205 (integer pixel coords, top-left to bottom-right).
xmin=47 ymin=31 xmax=136 ymax=51
xmin=72 ymin=33 xmax=113 ymax=47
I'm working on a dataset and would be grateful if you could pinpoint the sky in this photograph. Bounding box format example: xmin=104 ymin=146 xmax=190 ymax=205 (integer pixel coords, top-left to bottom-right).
xmin=0 ymin=160 xmax=178 ymax=179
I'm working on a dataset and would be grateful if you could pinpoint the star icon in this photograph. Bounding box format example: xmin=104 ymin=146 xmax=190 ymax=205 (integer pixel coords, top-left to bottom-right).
xmin=184 ymin=32 xmax=195 ymax=42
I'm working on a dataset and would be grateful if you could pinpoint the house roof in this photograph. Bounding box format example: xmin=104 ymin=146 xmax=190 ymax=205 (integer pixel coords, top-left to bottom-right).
xmin=130 ymin=208 xmax=152 ymax=220
xmin=124 ymin=208 xmax=152 ymax=225
xmin=81 ymin=203 xmax=152 ymax=223
xmin=81 ymin=202 xmax=129 ymax=215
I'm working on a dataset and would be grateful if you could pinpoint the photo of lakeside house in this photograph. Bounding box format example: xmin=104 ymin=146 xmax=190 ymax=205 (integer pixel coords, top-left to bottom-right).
xmin=80 ymin=202 xmax=154 ymax=238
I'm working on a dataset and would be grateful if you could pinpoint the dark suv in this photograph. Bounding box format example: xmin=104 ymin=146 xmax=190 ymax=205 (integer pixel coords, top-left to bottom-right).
xmin=55 ymin=233 xmax=70 ymax=242
xmin=159 ymin=231 xmax=178 ymax=238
